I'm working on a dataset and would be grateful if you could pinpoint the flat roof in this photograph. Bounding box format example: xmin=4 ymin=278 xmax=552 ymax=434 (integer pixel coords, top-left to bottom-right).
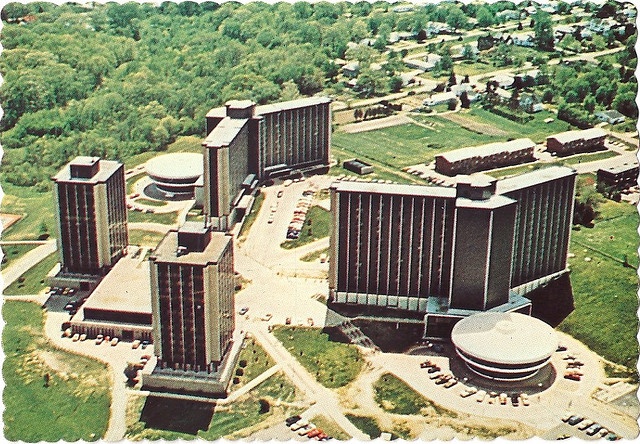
xmin=456 ymin=194 xmax=516 ymax=210
xmin=598 ymin=162 xmax=639 ymax=175
xmin=332 ymin=181 xmax=457 ymax=199
xmin=152 ymin=230 xmax=231 ymax=266
xmin=451 ymin=312 xmax=557 ymax=365
xmin=437 ymin=138 xmax=535 ymax=163
xmin=53 ymin=158 xmax=122 ymax=183
xmin=203 ymin=117 xmax=248 ymax=148
xmin=496 ymin=166 xmax=576 ymax=194
xmin=255 ymin=96 xmax=332 ymax=115
xmin=81 ymin=250 xmax=152 ymax=314
xmin=547 ymin=127 xmax=607 ymax=144
xmin=145 ymin=153 xmax=203 ymax=181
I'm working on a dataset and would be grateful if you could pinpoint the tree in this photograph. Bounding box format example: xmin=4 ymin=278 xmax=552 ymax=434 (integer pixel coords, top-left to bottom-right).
xmin=533 ymin=11 xmax=554 ymax=51
xmin=542 ymin=88 xmax=554 ymax=103
xmin=446 ymin=7 xmax=468 ymax=32
xmin=448 ymin=71 xmax=457 ymax=87
xmin=476 ymin=6 xmax=494 ymax=28
xmin=461 ymin=44 xmax=477 ymax=62
xmin=388 ymin=76 xmax=403 ymax=93
xmin=613 ymin=82 xmax=638 ymax=118
xmin=447 ymin=98 xmax=457 ymax=110
xmin=460 ymin=91 xmax=471 ymax=108
xmin=258 ymin=398 xmax=271 ymax=414
xmin=583 ymin=94 xmax=597 ymax=114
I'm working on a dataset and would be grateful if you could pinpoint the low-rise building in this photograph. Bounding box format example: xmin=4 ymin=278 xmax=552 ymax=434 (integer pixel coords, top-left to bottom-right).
xmin=343 ymin=159 xmax=374 ymax=175
xmin=595 ymin=110 xmax=627 ymax=125
xmin=435 ymin=138 xmax=536 ymax=176
xmin=597 ymin=162 xmax=639 ymax=191
xmin=546 ymin=128 xmax=607 ymax=155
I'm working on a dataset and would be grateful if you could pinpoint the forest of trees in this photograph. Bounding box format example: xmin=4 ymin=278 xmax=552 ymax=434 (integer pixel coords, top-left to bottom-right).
xmin=0 ymin=1 xmax=636 ymax=190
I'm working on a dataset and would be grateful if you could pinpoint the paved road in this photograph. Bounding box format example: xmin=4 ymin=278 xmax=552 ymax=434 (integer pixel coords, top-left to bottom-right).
xmin=1 ymin=239 xmax=57 ymax=290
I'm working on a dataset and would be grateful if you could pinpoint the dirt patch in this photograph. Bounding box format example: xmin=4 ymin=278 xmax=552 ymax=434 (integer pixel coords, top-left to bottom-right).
xmin=1 ymin=213 xmax=23 ymax=230
xmin=439 ymin=112 xmax=509 ymax=137
xmin=39 ymin=350 xmax=73 ymax=374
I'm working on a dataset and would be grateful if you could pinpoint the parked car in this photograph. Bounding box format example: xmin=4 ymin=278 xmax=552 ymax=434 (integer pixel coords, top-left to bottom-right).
xmin=428 ymin=372 xmax=443 ymax=380
xmin=460 ymin=387 xmax=477 ymax=398
xmin=567 ymin=415 xmax=584 ymax=426
xmin=277 ymin=190 xmax=284 ymax=198
xmin=285 ymin=415 xmax=302 ymax=427
xmin=420 ymin=360 xmax=434 ymax=369
xmin=95 ymin=334 xmax=104 ymax=345
xmin=239 ymin=307 xmax=249 ymax=315
xmin=110 ymin=337 xmax=119 ymax=346
xmin=511 ymin=394 xmax=519 ymax=407
xmin=427 ymin=366 xmax=441 ymax=374
xmin=605 ymin=433 xmax=620 ymax=440
xmin=578 ymin=420 xmax=594 ymax=430
xmin=132 ymin=340 xmax=141 ymax=349
xmin=443 ymin=378 xmax=458 ymax=388
xmin=315 ymin=432 xmax=328 ymax=440
xmin=556 ymin=345 xmax=567 ymax=352
xmin=586 ymin=424 xmax=602 ymax=436
xmin=475 ymin=390 xmax=487 ymax=402
xmin=564 ymin=372 xmax=581 ymax=381
xmin=72 ymin=333 xmax=80 ymax=342
xmin=520 ymin=393 xmax=530 ymax=406
xmin=561 ymin=412 xmax=574 ymax=422
xmin=306 ymin=429 xmax=322 ymax=438
xmin=290 ymin=420 xmax=309 ymax=431
xmin=79 ymin=333 xmax=87 ymax=341
xmin=141 ymin=340 xmax=149 ymax=349
xmin=285 ymin=317 xmax=292 ymax=325
xmin=298 ymin=424 xmax=316 ymax=436
xmin=435 ymin=375 xmax=452 ymax=385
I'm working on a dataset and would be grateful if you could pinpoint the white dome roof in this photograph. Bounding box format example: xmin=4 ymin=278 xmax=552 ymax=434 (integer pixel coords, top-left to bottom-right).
xmin=145 ymin=153 xmax=203 ymax=181
xmin=451 ymin=312 xmax=557 ymax=365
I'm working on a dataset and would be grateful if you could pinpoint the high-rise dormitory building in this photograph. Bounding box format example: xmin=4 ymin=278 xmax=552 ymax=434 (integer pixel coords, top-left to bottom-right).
xmin=52 ymin=156 xmax=128 ymax=281
xmin=203 ymin=97 xmax=331 ymax=230
xmin=328 ymin=166 xmax=577 ymax=338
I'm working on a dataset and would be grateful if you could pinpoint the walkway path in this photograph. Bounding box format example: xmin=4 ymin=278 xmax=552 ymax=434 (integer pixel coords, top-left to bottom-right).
xmin=1 ymin=239 xmax=56 ymax=290
xmin=221 ymin=364 xmax=281 ymax=404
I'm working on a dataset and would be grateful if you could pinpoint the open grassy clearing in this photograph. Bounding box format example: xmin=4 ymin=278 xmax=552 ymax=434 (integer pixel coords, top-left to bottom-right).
xmin=4 ymin=252 xmax=58 ymax=295
xmin=344 ymin=414 xmax=382 ymax=439
xmin=1 ymin=182 xmax=55 ymax=241
xmin=272 ymin=326 xmax=364 ymax=388
xmin=229 ymin=337 xmax=275 ymax=390
xmin=135 ymin=198 xmax=167 ymax=207
xmin=128 ymin=229 xmax=167 ymax=247
xmin=3 ymin=301 xmax=111 ymax=441
xmin=453 ymin=60 xmax=498 ymax=76
xmin=329 ymin=147 xmax=423 ymax=185
xmin=126 ymin=372 xmax=300 ymax=441
xmin=124 ymin=136 xmax=203 ymax=169
xmin=127 ymin=209 xmax=178 ymax=225
xmin=2 ymin=243 xmax=39 ymax=268
xmin=373 ymin=373 xmax=457 ymax=417
xmin=333 ymin=120 xmax=498 ymax=168
xmin=280 ymin=205 xmax=331 ymax=250
xmin=310 ymin=414 xmax=351 ymax=440
xmin=238 ymin=191 xmax=265 ymax=241
xmin=562 ymin=150 xmax=619 ymax=165
xmin=559 ymin=199 xmax=638 ymax=368
xmin=126 ymin=172 xmax=146 ymax=194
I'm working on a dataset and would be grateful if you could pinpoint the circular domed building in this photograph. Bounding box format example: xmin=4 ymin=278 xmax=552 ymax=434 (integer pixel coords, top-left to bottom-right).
xmin=451 ymin=312 xmax=557 ymax=381
xmin=145 ymin=153 xmax=203 ymax=198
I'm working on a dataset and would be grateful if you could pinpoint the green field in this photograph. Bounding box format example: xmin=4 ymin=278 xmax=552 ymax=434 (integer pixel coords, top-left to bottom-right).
xmin=124 ymin=136 xmax=203 ymax=169
xmin=3 ymin=301 xmax=111 ymax=441
xmin=344 ymin=414 xmax=382 ymax=439
xmin=1 ymin=182 xmax=55 ymax=241
xmin=373 ymin=373 xmax=456 ymax=417
xmin=280 ymin=206 xmax=331 ymax=250
xmin=126 ymin=172 xmax=146 ymax=194
xmin=127 ymin=209 xmax=178 ymax=225
xmin=230 ymin=338 xmax=276 ymax=390
xmin=2 ymin=243 xmax=39 ymax=268
xmin=272 ymin=326 xmax=363 ymax=388
xmin=332 ymin=120 xmax=498 ymax=169
xmin=128 ymin=229 xmax=167 ymax=247
xmin=300 ymin=247 xmax=330 ymax=263
xmin=126 ymin=372 xmax=300 ymax=441
xmin=135 ymin=198 xmax=168 ymax=207
xmin=563 ymin=150 xmax=619 ymax=165
xmin=310 ymin=415 xmax=351 ymax=440
xmin=4 ymin=252 xmax=58 ymax=295
xmin=560 ymin=200 xmax=639 ymax=368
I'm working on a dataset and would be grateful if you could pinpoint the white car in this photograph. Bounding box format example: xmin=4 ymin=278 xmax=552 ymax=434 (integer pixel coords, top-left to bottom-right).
xmin=475 ymin=390 xmax=487 ymax=402
xmin=290 ymin=419 xmax=309 ymax=431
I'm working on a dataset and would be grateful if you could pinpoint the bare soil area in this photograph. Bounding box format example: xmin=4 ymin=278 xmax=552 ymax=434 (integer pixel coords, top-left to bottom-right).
xmin=439 ymin=112 xmax=509 ymax=137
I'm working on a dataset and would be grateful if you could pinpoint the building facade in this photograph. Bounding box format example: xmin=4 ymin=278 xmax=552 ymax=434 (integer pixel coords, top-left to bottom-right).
xmin=546 ymin=128 xmax=607 ymax=155
xmin=203 ymin=97 xmax=331 ymax=230
xmin=149 ymin=223 xmax=235 ymax=373
xmin=328 ymin=167 xmax=576 ymax=338
xmin=597 ymin=162 xmax=639 ymax=191
xmin=52 ymin=156 xmax=128 ymax=277
xmin=435 ymin=138 xmax=535 ymax=176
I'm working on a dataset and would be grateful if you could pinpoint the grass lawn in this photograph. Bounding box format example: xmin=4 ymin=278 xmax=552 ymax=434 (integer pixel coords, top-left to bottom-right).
xmin=559 ymin=200 xmax=639 ymax=368
xmin=3 ymin=301 xmax=111 ymax=441
xmin=280 ymin=206 xmax=331 ymax=250
xmin=238 ymin=191 xmax=265 ymax=240
xmin=562 ymin=150 xmax=619 ymax=165
xmin=128 ymin=229 xmax=167 ymax=247
xmin=4 ymin=252 xmax=58 ymax=295
xmin=135 ymin=198 xmax=167 ymax=207
xmin=1 ymin=182 xmax=55 ymax=241
xmin=459 ymin=107 xmax=574 ymax=144
xmin=453 ymin=60 xmax=498 ymax=76
xmin=332 ymin=121 xmax=498 ymax=169
xmin=310 ymin=415 xmax=351 ymax=440
xmin=124 ymin=136 xmax=203 ymax=169
xmin=272 ymin=326 xmax=363 ymax=388
xmin=126 ymin=172 xmax=146 ymax=194
xmin=229 ymin=337 xmax=276 ymax=391
xmin=328 ymin=149 xmax=421 ymax=185
xmin=373 ymin=373 xmax=456 ymax=417
xmin=344 ymin=414 xmax=382 ymax=439
xmin=300 ymin=247 xmax=330 ymax=263
xmin=126 ymin=372 xmax=300 ymax=441
xmin=2 ymin=243 xmax=39 ymax=268
xmin=127 ymin=209 xmax=178 ymax=225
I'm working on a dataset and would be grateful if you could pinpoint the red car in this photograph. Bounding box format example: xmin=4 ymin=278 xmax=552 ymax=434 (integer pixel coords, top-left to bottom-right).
xmin=564 ymin=372 xmax=581 ymax=381
xmin=306 ymin=429 xmax=322 ymax=438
